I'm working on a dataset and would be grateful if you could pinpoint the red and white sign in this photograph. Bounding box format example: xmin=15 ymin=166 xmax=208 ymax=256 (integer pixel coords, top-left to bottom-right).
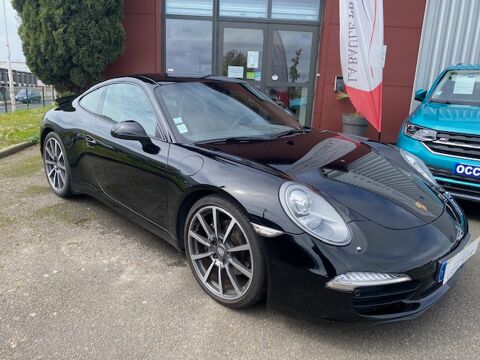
xmin=339 ymin=0 xmax=384 ymax=131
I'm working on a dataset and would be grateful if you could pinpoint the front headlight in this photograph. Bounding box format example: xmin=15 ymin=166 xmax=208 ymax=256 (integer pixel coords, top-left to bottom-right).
xmin=400 ymin=149 xmax=438 ymax=185
xmin=279 ymin=182 xmax=351 ymax=246
xmin=403 ymin=122 xmax=437 ymax=141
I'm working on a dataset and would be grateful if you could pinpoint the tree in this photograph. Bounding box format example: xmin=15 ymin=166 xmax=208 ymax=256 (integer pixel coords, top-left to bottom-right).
xmin=288 ymin=49 xmax=303 ymax=111
xmin=289 ymin=48 xmax=302 ymax=83
xmin=12 ymin=0 xmax=125 ymax=93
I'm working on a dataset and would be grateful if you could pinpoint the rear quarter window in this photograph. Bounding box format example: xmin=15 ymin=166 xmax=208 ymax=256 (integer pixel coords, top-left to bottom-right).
xmin=80 ymin=88 xmax=104 ymax=115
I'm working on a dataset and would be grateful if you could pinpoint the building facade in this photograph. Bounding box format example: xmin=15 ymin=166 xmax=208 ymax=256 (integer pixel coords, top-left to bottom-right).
xmin=104 ymin=0 xmax=478 ymax=143
xmin=0 ymin=62 xmax=38 ymax=88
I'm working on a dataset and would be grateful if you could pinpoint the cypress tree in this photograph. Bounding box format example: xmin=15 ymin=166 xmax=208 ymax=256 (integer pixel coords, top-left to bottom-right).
xmin=12 ymin=0 xmax=125 ymax=93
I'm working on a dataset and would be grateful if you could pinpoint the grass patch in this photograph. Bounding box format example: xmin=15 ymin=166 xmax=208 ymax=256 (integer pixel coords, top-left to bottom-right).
xmin=0 ymin=106 xmax=54 ymax=149
xmin=0 ymin=212 xmax=14 ymax=229
xmin=23 ymin=185 xmax=50 ymax=196
xmin=0 ymin=154 xmax=43 ymax=177
xmin=36 ymin=202 xmax=96 ymax=225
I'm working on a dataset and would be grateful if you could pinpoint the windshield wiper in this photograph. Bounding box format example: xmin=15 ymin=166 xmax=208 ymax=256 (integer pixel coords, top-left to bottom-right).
xmin=271 ymin=128 xmax=312 ymax=138
xmin=195 ymin=136 xmax=271 ymax=145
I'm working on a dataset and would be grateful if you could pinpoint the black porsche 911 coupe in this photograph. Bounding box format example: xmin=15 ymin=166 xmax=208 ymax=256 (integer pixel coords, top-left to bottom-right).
xmin=41 ymin=75 xmax=479 ymax=322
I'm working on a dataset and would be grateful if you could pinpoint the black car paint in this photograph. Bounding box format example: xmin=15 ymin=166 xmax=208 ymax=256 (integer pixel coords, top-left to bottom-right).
xmin=41 ymin=76 xmax=468 ymax=321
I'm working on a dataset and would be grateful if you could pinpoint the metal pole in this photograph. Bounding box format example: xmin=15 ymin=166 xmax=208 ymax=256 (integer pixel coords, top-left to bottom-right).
xmin=2 ymin=88 xmax=7 ymax=113
xmin=42 ymin=86 xmax=45 ymax=107
xmin=2 ymin=0 xmax=16 ymax=112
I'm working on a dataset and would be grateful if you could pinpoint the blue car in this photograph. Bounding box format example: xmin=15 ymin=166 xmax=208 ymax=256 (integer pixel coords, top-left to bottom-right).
xmin=397 ymin=64 xmax=480 ymax=202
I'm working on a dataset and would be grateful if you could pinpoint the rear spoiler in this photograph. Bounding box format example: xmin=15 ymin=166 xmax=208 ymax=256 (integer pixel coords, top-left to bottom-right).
xmin=54 ymin=95 xmax=77 ymax=106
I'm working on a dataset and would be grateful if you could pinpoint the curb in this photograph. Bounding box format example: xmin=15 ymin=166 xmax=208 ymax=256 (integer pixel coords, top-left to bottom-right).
xmin=0 ymin=142 xmax=35 ymax=159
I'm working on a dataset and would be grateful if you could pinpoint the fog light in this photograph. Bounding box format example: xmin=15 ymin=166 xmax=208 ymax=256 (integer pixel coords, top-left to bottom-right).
xmin=326 ymin=272 xmax=412 ymax=292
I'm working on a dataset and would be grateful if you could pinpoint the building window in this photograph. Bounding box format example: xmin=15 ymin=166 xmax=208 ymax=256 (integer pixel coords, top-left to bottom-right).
xmin=165 ymin=0 xmax=213 ymax=16
xmin=219 ymin=0 xmax=268 ymax=18
xmin=271 ymin=0 xmax=321 ymax=21
xmin=165 ymin=19 xmax=213 ymax=76
xmin=270 ymin=30 xmax=313 ymax=83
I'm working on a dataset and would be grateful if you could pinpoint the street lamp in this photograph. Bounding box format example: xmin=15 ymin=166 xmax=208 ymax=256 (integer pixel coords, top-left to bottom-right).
xmin=2 ymin=0 xmax=16 ymax=112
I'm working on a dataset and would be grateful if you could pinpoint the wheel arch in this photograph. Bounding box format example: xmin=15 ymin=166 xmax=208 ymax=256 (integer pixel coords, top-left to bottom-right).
xmin=175 ymin=185 xmax=256 ymax=251
xmin=40 ymin=126 xmax=54 ymax=155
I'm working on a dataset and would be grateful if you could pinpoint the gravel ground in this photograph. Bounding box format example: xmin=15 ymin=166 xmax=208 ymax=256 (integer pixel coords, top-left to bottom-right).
xmin=1 ymin=146 xmax=479 ymax=360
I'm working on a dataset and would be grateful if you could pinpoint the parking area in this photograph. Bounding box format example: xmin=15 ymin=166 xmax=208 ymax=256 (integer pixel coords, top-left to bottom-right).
xmin=1 ymin=146 xmax=479 ymax=360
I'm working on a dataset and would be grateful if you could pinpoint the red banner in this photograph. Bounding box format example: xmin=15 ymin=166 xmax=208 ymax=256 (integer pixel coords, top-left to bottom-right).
xmin=340 ymin=0 xmax=384 ymax=132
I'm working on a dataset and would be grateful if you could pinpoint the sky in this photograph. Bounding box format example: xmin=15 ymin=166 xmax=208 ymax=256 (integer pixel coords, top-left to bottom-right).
xmin=0 ymin=0 xmax=25 ymax=64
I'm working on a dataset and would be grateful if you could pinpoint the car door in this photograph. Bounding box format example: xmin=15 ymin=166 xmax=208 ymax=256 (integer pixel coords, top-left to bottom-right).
xmin=82 ymin=82 xmax=170 ymax=230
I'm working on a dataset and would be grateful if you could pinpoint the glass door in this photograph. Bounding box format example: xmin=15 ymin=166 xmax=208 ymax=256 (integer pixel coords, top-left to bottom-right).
xmin=217 ymin=22 xmax=267 ymax=89
xmin=265 ymin=24 xmax=318 ymax=125
xmin=217 ymin=22 xmax=318 ymax=125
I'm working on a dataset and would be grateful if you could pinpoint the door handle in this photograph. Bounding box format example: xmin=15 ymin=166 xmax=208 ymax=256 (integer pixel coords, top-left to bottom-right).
xmin=85 ymin=135 xmax=97 ymax=146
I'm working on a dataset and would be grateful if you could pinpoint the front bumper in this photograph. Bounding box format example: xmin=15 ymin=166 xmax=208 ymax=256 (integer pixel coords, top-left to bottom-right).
xmin=264 ymin=228 xmax=472 ymax=322
xmin=397 ymin=132 xmax=480 ymax=201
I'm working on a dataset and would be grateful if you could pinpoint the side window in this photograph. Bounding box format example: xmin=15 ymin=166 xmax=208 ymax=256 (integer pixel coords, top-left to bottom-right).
xmin=102 ymin=83 xmax=158 ymax=137
xmin=80 ymin=88 xmax=104 ymax=115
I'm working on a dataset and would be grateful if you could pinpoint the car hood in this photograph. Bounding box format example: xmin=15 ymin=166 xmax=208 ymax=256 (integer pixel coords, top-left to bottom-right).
xmin=411 ymin=102 xmax=480 ymax=135
xmin=197 ymin=131 xmax=446 ymax=230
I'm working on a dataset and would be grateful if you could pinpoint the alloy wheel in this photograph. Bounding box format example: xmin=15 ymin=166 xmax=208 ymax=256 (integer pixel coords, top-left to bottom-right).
xmin=187 ymin=206 xmax=254 ymax=300
xmin=44 ymin=137 xmax=67 ymax=192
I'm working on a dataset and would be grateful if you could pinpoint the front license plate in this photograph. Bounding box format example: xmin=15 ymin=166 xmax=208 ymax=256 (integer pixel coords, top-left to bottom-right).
xmin=453 ymin=163 xmax=480 ymax=179
xmin=438 ymin=238 xmax=480 ymax=284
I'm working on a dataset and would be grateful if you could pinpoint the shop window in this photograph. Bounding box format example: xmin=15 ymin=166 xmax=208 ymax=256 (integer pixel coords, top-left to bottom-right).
xmin=219 ymin=0 xmax=267 ymax=18
xmin=222 ymin=28 xmax=264 ymax=81
xmin=166 ymin=0 xmax=213 ymax=16
xmin=270 ymin=30 xmax=313 ymax=83
xmin=271 ymin=0 xmax=321 ymax=21
xmin=165 ymin=19 xmax=213 ymax=76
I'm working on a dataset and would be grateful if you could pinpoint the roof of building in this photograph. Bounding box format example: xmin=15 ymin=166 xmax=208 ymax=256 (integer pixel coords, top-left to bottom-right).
xmin=0 ymin=61 xmax=31 ymax=73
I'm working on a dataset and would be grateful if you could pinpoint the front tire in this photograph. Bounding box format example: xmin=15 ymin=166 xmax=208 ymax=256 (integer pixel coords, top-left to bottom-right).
xmin=43 ymin=132 xmax=73 ymax=198
xmin=184 ymin=195 xmax=266 ymax=308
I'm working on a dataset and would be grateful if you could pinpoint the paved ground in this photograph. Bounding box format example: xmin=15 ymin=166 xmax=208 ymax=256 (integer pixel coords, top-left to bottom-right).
xmin=1 ymin=146 xmax=479 ymax=360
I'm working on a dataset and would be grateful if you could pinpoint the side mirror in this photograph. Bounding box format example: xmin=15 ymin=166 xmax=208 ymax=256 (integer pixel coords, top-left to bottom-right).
xmin=111 ymin=120 xmax=159 ymax=154
xmin=414 ymin=89 xmax=427 ymax=102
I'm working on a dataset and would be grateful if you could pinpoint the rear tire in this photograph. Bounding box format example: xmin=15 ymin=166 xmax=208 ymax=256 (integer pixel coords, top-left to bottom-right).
xmin=184 ymin=195 xmax=266 ymax=308
xmin=43 ymin=132 xmax=73 ymax=198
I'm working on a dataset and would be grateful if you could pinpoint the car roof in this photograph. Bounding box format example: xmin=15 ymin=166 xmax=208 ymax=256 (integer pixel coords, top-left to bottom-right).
xmin=117 ymin=73 xmax=244 ymax=85
xmin=443 ymin=64 xmax=480 ymax=72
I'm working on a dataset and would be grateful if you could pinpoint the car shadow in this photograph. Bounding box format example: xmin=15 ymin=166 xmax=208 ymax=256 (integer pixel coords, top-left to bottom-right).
xmin=65 ymin=194 xmax=186 ymax=265
xmin=458 ymin=199 xmax=480 ymax=222
xmin=239 ymin=283 xmax=475 ymax=354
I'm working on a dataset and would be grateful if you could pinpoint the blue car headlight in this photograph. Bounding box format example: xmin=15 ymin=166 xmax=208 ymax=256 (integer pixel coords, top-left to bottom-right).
xmin=400 ymin=149 xmax=438 ymax=186
xmin=279 ymin=182 xmax=351 ymax=246
xmin=403 ymin=122 xmax=437 ymax=141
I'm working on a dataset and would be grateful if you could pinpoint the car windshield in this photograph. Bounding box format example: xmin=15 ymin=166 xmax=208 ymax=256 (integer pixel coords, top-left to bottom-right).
xmin=430 ymin=70 xmax=480 ymax=106
xmin=155 ymin=81 xmax=302 ymax=143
